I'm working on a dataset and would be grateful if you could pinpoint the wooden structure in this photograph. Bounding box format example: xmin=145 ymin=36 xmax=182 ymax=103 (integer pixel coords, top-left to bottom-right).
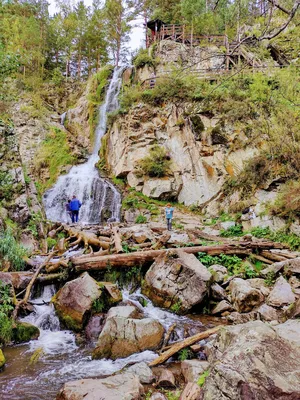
xmin=146 ymin=19 xmax=229 ymax=51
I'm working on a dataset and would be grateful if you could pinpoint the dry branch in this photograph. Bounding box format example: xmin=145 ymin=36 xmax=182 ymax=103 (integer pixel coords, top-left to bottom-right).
xmin=149 ymin=326 xmax=222 ymax=366
xmin=112 ymin=227 xmax=123 ymax=253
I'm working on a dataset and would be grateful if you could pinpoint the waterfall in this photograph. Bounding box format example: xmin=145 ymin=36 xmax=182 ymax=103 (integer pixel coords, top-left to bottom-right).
xmin=43 ymin=68 xmax=123 ymax=224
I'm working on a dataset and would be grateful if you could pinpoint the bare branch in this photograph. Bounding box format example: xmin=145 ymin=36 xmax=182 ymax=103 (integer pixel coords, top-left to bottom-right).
xmin=266 ymin=0 xmax=291 ymax=15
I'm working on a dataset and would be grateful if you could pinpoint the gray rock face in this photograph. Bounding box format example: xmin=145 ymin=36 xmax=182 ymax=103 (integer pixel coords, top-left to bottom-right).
xmin=53 ymin=272 xmax=101 ymax=331
xmin=179 ymin=382 xmax=202 ymax=400
xmin=212 ymin=300 xmax=234 ymax=315
xmin=142 ymin=250 xmax=211 ymax=313
xmin=127 ymin=362 xmax=155 ymax=384
xmin=181 ymin=360 xmax=209 ymax=383
xmin=262 ymin=257 xmax=300 ymax=277
xmin=274 ymin=320 xmax=300 ymax=349
xmin=56 ymin=373 xmax=143 ymax=400
xmin=267 ymin=276 xmax=296 ymax=307
xmin=202 ymin=321 xmax=300 ymax=400
xmin=210 ymin=283 xmax=228 ymax=301
xmin=93 ymin=313 xmax=164 ymax=360
xmin=107 ymin=306 xmax=141 ymax=319
xmin=208 ymin=265 xmax=227 ymax=283
xmin=286 ymin=297 xmax=300 ymax=319
xmin=228 ymin=278 xmax=264 ymax=312
xmin=256 ymin=304 xmax=279 ymax=322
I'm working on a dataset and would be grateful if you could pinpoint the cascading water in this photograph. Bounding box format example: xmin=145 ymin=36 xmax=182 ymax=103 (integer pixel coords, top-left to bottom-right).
xmin=43 ymin=68 xmax=123 ymax=224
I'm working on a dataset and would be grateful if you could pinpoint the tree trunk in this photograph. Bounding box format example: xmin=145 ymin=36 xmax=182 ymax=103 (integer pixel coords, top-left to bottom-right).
xmin=73 ymin=241 xmax=286 ymax=271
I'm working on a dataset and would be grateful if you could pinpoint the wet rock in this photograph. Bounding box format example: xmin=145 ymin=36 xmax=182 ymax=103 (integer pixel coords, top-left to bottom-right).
xmin=179 ymin=382 xmax=202 ymax=400
xmin=101 ymin=283 xmax=122 ymax=305
xmin=261 ymin=257 xmax=300 ymax=277
xmin=0 ymin=349 xmax=5 ymax=369
xmin=127 ymin=362 xmax=155 ymax=384
xmin=228 ymin=278 xmax=264 ymax=312
xmin=211 ymin=300 xmax=234 ymax=315
xmin=52 ymin=272 xmax=102 ymax=331
xmin=167 ymin=233 xmax=190 ymax=245
xmin=208 ymin=265 xmax=227 ymax=284
xmin=85 ymin=314 xmax=105 ymax=341
xmin=56 ymin=372 xmax=143 ymax=400
xmin=267 ymin=276 xmax=295 ymax=307
xmin=201 ymin=320 xmax=300 ymax=399
xmin=12 ymin=322 xmax=40 ymax=343
xmin=142 ymin=250 xmax=211 ymax=314
xmin=106 ymin=305 xmax=141 ymax=319
xmin=210 ymin=283 xmax=228 ymax=301
xmin=93 ymin=315 xmax=164 ymax=360
xmin=0 ymin=272 xmax=33 ymax=290
xmin=181 ymin=360 xmax=209 ymax=383
xmin=256 ymin=304 xmax=279 ymax=322
xmin=157 ymin=369 xmax=176 ymax=388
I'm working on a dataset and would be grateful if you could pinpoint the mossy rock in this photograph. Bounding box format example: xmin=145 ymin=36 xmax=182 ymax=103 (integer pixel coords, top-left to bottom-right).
xmin=0 ymin=349 xmax=5 ymax=370
xmin=190 ymin=114 xmax=205 ymax=141
xmin=211 ymin=125 xmax=228 ymax=145
xmin=12 ymin=322 xmax=40 ymax=343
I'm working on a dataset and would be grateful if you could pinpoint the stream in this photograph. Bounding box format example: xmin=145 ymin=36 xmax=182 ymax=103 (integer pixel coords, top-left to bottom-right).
xmin=0 ymin=285 xmax=221 ymax=400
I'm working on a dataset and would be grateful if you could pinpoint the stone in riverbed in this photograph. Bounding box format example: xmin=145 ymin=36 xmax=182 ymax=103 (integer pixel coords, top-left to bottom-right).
xmin=12 ymin=322 xmax=40 ymax=343
xmin=208 ymin=264 xmax=227 ymax=284
xmin=228 ymin=278 xmax=264 ymax=313
xmin=52 ymin=272 xmax=102 ymax=331
xmin=211 ymin=300 xmax=234 ymax=315
xmin=267 ymin=276 xmax=295 ymax=308
xmin=92 ymin=308 xmax=164 ymax=359
xmin=142 ymin=250 xmax=211 ymax=314
xmin=127 ymin=362 xmax=155 ymax=384
xmin=56 ymin=373 xmax=143 ymax=400
xmin=201 ymin=320 xmax=300 ymax=399
xmin=256 ymin=303 xmax=279 ymax=322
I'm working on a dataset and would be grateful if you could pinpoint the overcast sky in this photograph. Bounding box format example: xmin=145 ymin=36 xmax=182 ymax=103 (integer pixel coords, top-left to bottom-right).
xmin=48 ymin=0 xmax=144 ymax=53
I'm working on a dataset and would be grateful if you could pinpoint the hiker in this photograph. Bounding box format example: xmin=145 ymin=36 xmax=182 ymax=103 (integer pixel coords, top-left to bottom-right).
xmin=65 ymin=199 xmax=72 ymax=221
xmin=69 ymin=195 xmax=82 ymax=223
xmin=165 ymin=203 xmax=174 ymax=231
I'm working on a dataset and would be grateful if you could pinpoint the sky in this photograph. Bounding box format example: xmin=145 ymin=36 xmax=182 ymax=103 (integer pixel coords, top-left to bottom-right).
xmin=48 ymin=0 xmax=145 ymax=53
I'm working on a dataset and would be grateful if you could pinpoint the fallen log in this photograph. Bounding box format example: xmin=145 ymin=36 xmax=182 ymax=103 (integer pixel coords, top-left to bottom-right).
xmin=62 ymin=225 xmax=110 ymax=250
xmin=13 ymin=252 xmax=55 ymax=319
xmin=261 ymin=250 xmax=292 ymax=262
xmin=73 ymin=241 xmax=286 ymax=271
xmin=149 ymin=326 xmax=222 ymax=366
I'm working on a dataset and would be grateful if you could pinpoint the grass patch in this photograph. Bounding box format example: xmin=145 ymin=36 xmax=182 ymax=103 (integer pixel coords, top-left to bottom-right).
xmin=34 ymin=127 xmax=76 ymax=192
xmin=250 ymin=227 xmax=300 ymax=251
xmin=0 ymin=229 xmax=27 ymax=271
xmin=220 ymin=224 xmax=243 ymax=237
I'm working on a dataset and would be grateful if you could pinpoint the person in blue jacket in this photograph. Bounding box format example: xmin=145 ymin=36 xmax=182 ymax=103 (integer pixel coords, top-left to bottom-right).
xmin=165 ymin=203 xmax=174 ymax=231
xmin=69 ymin=195 xmax=82 ymax=223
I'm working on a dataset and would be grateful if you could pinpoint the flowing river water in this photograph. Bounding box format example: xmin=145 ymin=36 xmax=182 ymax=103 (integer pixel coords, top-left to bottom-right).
xmin=0 ymin=284 xmax=222 ymax=400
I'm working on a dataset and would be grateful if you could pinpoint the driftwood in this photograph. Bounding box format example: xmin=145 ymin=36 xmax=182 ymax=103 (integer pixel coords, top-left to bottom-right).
xmin=151 ymin=233 xmax=171 ymax=250
xmin=13 ymin=252 xmax=55 ymax=319
xmin=45 ymin=259 xmax=69 ymax=273
xmin=63 ymin=225 xmax=110 ymax=250
xmin=160 ymin=323 xmax=177 ymax=353
xmin=73 ymin=241 xmax=287 ymax=271
xmin=149 ymin=326 xmax=222 ymax=366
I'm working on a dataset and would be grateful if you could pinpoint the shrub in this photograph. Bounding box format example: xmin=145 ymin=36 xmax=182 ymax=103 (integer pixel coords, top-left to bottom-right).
xmin=220 ymin=224 xmax=243 ymax=237
xmin=133 ymin=48 xmax=157 ymax=69
xmin=135 ymin=214 xmax=147 ymax=224
xmin=269 ymin=180 xmax=300 ymax=218
xmin=137 ymin=145 xmax=171 ymax=178
xmin=0 ymin=280 xmax=14 ymax=344
xmin=0 ymin=229 xmax=27 ymax=271
xmin=0 ymin=171 xmax=14 ymax=200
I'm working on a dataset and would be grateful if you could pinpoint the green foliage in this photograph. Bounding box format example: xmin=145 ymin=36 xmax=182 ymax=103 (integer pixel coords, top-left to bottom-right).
xmin=135 ymin=214 xmax=147 ymax=224
xmin=220 ymin=224 xmax=243 ymax=237
xmin=34 ymin=127 xmax=76 ymax=192
xmin=93 ymin=297 xmax=105 ymax=313
xmin=178 ymin=347 xmax=193 ymax=361
xmin=251 ymin=227 xmax=300 ymax=251
xmin=0 ymin=229 xmax=27 ymax=271
xmin=269 ymin=180 xmax=300 ymax=218
xmin=198 ymin=252 xmax=243 ymax=276
xmin=170 ymin=299 xmax=182 ymax=314
xmin=0 ymin=171 xmax=14 ymax=201
xmin=133 ymin=48 xmax=157 ymax=69
xmin=250 ymin=226 xmax=271 ymax=238
xmin=51 ymin=68 xmax=64 ymax=86
xmin=27 ymin=212 xmax=43 ymax=238
xmin=111 ymin=176 xmax=126 ymax=188
xmin=0 ymin=280 xmax=14 ymax=345
xmin=46 ymin=237 xmax=57 ymax=250
xmin=197 ymin=369 xmax=210 ymax=387
xmin=264 ymin=271 xmax=276 ymax=287
xmin=137 ymin=145 xmax=171 ymax=178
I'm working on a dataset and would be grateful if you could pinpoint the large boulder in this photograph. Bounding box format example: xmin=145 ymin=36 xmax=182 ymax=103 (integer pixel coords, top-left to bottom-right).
xmin=126 ymin=362 xmax=155 ymax=384
xmin=92 ymin=307 xmax=164 ymax=360
xmin=273 ymin=320 xmax=300 ymax=349
xmin=12 ymin=322 xmax=40 ymax=343
xmin=56 ymin=373 xmax=143 ymax=400
xmin=228 ymin=278 xmax=264 ymax=312
xmin=267 ymin=276 xmax=295 ymax=308
xmin=181 ymin=360 xmax=209 ymax=383
xmin=52 ymin=272 xmax=101 ymax=331
xmin=201 ymin=321 xmax=300 ymax=399
xmin=0 ymin=272 xmax=33 ymax=290
xmin=142 ymin=250 xmax=211 ymax=313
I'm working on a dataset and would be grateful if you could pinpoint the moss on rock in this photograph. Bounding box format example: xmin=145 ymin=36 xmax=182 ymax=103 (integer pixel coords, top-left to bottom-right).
xmin=12 ymin=322 xmax=40 ymax=343
xmin=0 ymin=349 xmax=5 ymax=369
